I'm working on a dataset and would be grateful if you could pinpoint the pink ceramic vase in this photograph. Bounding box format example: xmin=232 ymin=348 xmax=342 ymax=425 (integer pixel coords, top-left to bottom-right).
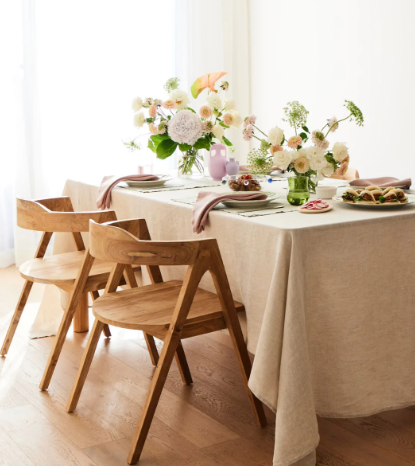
xmin=209 ymin=144 xmax=227 ymax=180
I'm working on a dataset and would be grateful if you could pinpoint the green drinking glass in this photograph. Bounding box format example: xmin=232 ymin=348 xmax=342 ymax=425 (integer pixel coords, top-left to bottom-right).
xmin=287 ymin=175 xmax=310 ymax=205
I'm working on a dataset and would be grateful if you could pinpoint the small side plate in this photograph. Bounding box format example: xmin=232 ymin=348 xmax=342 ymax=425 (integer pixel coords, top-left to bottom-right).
xmin=298 ymin=205 xmax=333 ymax=214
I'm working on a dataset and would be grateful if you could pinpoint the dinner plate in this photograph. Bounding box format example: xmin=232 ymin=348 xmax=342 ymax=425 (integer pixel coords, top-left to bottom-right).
xmin=333 ymin=194 xmax=415 ymax=207
xmin=125 ymin=175 xmax=173 ymax=188
xmin=221 ymin=192 xmax=279 ymax=208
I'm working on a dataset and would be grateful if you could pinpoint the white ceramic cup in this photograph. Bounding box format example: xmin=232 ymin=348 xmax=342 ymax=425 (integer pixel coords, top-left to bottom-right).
xmin=316 ymin=186 xmax=337 ymax=199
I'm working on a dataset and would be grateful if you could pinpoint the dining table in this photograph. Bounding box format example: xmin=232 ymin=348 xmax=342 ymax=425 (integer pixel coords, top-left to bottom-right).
xmin=30 ymin=175 xmax=415 ymax=466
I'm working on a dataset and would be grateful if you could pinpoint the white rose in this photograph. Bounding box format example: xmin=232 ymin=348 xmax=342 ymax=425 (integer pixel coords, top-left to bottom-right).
xmin=169 ymin=89 xmax=190 ymax=110
xmin=307 ymin=146 xmax=325 ymax=159
xmin=309 ymin=156 xmax=328 ymax=172
xmin=212 ymin=124 xmax=224 ymax=140
xmin=332 ymin=142 xmax=349 ymax=162
xmin=132 ymin=97 xmax=143 ymax=112
xmin=268 ymin=126 xmax=284 ymax=146
xmin=206 ymin=93 xmax=223 ymax=110
xmin=230 ymin=111 xmax=242 ymax=128
xmin=133 ymin=112 xmax=145 ymax=128
xmin=225 ymin=99 xmax=236 ymax=110
xmin=321 ymin=163 xmax=335 ymax=177
xmin=274 ymin=149 xmax=293 ymax=170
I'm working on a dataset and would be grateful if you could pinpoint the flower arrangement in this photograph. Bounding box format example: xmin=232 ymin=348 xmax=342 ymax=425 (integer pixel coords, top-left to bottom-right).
xmin=242 ymin=100 xmax=364 ymax=189
xmin=126 ymin=73 xmax=242 ymax=175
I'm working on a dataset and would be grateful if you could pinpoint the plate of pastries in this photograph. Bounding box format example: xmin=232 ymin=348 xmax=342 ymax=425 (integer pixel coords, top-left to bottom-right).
xmin=334 ymin=186 xmax=415 ymax=206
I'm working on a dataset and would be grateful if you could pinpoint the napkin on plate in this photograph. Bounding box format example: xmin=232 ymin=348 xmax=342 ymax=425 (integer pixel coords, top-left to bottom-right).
xmin=192 ymin=191 xmax=267 ymax=234
xmin=350 ymin=177 xmax=411 ymax=189
xmin=96 ymin=174 xmax=160 ymax=209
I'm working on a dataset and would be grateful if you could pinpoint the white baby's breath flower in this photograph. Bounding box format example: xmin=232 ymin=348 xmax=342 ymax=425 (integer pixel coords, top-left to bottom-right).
xmin=133 ymin=112 xmax=145 ymax=128
xmin=169 ymin=89 xmax=190 ymax=110
xmin=273 ymin=149 xmax=293 ymax=170
xmin=268 ymin=126 xmax=284 ymax=146
xmin=225 ymin=99 xmax=236 ymax=110
xmin=168 ymin=109 xmax=203 ymax=145
xmin=332 ymin=142 xmax=349 ymax=162
xmin=132 ymin=97 xmax=143 ymax=112
xmin=212 ymin=124 xmax=225 ymax=140
xmin=206 ymin=93 xmax=223 ymax=110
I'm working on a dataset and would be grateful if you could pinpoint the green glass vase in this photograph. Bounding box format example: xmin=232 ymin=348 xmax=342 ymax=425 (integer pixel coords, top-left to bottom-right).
xmin=287 ymin=175 xmax=310 ymax=205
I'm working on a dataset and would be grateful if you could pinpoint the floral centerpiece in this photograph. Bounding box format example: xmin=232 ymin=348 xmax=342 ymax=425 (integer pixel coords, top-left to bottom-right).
xmin=125 ymin=73 xmax=242 ymax=176
xmin=242 ymin=100 xmax=364 ymax=193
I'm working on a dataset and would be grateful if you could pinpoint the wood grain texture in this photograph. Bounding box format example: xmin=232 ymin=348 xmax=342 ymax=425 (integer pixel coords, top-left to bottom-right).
xmin=3 ymin=266 xmax=415 ymax=466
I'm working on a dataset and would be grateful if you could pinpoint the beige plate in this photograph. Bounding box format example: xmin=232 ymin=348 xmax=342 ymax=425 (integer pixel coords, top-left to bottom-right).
xmin=221 ymin=192 xmax=279 ymax=208
xmin=125 ymin=175 xmax=173 ymax=188
xmin=298 ymin=205 xmax=333 ymax=214
xmin=333 ymin=195 xmax=415 ymax=207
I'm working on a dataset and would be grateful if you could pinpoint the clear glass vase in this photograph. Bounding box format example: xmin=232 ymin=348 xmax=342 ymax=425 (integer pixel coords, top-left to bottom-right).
xmin=178 ymin=148 xmax=204 ymax=178
xmin=287 ymin=175 xmax=310 ymax=205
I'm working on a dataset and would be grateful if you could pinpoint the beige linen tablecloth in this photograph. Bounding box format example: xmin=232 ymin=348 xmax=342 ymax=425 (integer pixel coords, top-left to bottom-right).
xmin=32 ymin=178 xmax=415 ymax=466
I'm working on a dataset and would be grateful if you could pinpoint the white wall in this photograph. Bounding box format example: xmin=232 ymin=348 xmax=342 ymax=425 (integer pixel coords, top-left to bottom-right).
xmin=249 ymin=0 xmax=415 ymax=178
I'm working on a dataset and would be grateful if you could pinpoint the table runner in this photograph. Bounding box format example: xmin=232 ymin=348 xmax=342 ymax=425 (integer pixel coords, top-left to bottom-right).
xmin=30 ymin=178 xmax=415 ymax=466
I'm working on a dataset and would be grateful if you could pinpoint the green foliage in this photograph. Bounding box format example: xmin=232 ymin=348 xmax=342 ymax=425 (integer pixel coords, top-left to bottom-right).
xmin=302 ymin=125 xmax=310 ymax=133
xmin=247 ymin=148 xmax=273 ymax=174
xmin=194 ymin=137 xmax=211 ymax=150
xmin=222 ymin=136 xmax=233 ymax=147
xmin=282 ymin=101 xmax=309 ymax=130
xmin=344 ymin=100 xmax=364 ymax=126
xmin=123 ymin=139 xmax=141 ymax=151
xmin=148 ymin=133 xmax=169 ymax=153
xmin=156 ymin=139 xmax=178 ymax=159
xmin=164 ymin=77 xmax=180 ymax=93
xmin=260 ymin=139 xmax=271 ymax=152
xmin=299 ymin=132 xmax=308 ymax=142
xmin=179 ymin=143 xmax=192 ymax=151
xmin=219 ymin=121 xmax=230 ymax=128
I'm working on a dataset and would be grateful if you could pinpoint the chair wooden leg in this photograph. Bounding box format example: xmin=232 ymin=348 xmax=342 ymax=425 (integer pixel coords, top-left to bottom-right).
xmin=39 ymin=294 xmax=82 ymax=391
xmin=144 ymin=334 xmax=159 ymax=366
xmin=227 ymin=320 xmax=267 ymax=427
xmin=0 ymin=280 xmax=33 ymax=356
xmin=175 ymin=341 xmax=193 ymax=385
xmin=209 ymin=247 xmax=267 ymax=427
xmin=39 ymin=252 xmax=95 ymax=391
xmin=66 ymin=319 xmax=105 ymax=413
xmin=127 ymin=335 xmax=181 ymax=464
xmin=91 ymin=291 xmax=111 ymax=338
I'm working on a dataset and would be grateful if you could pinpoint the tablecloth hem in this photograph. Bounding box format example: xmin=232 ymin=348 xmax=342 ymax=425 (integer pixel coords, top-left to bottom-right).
xmin=272 ymin=442 xmax=320 ymax=466
xmin=316 ymin=398 xmax=415 ymax=419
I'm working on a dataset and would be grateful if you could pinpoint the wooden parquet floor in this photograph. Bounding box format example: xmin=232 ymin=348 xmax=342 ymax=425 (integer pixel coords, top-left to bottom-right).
xmin=1 ymin=265 xmax=415 ymax=466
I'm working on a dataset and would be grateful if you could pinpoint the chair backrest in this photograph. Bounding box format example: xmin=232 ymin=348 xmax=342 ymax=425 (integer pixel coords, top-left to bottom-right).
xmin=89 ymin=219 xmax=210 ymax=267
xmin=16 ymin=197 xmax=116 ymax=258
xmin=89 ymin=218 xmax=234 ymax=330
xmin=17 ymin=197 xmax=115 ymax=233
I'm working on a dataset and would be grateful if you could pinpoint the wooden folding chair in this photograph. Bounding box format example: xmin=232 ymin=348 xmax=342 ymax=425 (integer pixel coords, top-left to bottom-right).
xmin=66 ymin=218 xmax=267 ymax=464
xmin=0 ymin=197 xmax=160 ymax=391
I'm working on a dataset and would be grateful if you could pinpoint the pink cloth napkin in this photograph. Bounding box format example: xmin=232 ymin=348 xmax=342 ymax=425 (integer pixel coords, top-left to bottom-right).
xmin=96 ymin=174 xmax=159 ymax=209
xmin=350 ymin=177 xmax=411 ymax=188
xmin=192 ymin=191 xmax=267 ymax=234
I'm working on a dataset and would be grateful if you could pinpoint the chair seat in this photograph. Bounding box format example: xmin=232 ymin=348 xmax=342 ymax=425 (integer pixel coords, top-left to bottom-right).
xmin=19 ymin=250 xmax=139 ymax=290
xmin=92 ymin=280 xmax=245 ymax=339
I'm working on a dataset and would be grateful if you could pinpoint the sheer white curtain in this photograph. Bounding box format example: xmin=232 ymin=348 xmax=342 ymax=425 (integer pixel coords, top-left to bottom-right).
xmin=175 ymin=0 xmax=251 ymax=160
xmin=0 ymin=0 xmax=175 ymax=268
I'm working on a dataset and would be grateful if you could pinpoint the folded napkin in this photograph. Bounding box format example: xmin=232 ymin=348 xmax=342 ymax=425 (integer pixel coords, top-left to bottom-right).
xmin=350 ymin=177 xmax=411 ymax=189
xmin=192 ymin=191 xmax=267 ymax=234
xmin=97 ymin=174 xmax=159 ymax=209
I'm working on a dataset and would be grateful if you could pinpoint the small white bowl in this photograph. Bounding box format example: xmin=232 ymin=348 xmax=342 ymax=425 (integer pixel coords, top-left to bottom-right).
xmin=316 ymin=186 xmax=337 ymax=199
